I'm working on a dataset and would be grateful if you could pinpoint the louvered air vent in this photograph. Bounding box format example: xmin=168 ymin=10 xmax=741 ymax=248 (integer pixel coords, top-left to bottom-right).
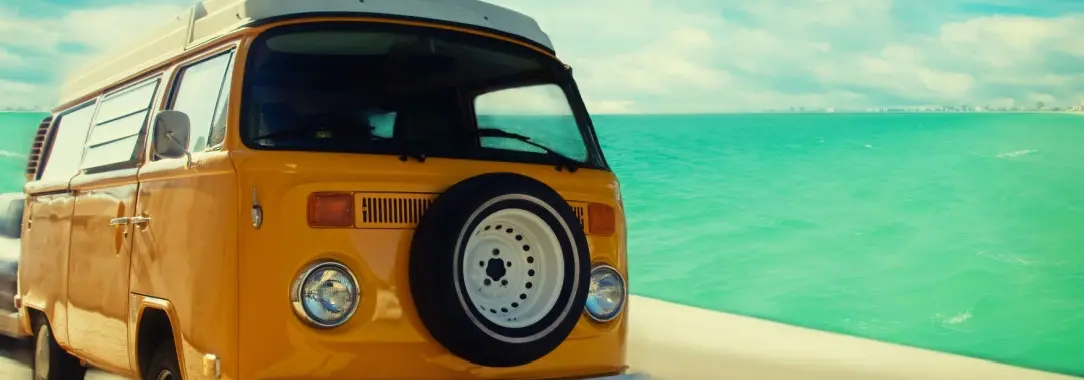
xmin=24 ymin=116 xmax=53 ymax=181
xmin=356 ymin=193 xmax=434 ymax=229
xmin=568 ymin=201 xmax=589 ymax=231
xmin=355 ymin=193 xmax=590 ymax=232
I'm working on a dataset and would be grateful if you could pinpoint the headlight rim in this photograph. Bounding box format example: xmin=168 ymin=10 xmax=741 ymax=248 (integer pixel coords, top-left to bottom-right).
xmin=585 ymin=263 xmax=626 ymax=323
xmin=290 ymin=260 xmax=361 ymax=329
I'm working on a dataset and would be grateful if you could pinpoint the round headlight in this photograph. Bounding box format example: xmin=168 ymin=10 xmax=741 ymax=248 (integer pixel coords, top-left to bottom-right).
xmin=291 ymin=261 xmax=360 ymax=328
xmin=585 ymin=264 xmax=626 ymax=322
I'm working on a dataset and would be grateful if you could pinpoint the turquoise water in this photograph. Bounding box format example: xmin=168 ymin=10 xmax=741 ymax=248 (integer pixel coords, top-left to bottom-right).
xmin=3 ymin=112 xmax=1084 ymax=376
xmin=0 ymin=112 xmax=44 ymax=193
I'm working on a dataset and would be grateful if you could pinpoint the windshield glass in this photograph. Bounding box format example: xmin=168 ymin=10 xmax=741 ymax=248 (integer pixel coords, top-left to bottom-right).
xmin=241 ymin=22 xmax=605 ymax=169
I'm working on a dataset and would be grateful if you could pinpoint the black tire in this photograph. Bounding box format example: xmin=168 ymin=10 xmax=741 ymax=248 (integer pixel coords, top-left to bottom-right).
xmin=409 ymin=172 xmax=591 ymax=367
xmin=31 ymin=319 xmax=86 ymax=380
xmin=145 ymin=341 xmax=181 ymax=380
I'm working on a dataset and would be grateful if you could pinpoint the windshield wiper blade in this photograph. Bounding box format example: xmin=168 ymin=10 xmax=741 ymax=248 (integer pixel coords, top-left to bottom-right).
xmin=477 ymin=128 xmax=580 ymax=172
xmin=397 ymin=141 xmax=427 ymax=163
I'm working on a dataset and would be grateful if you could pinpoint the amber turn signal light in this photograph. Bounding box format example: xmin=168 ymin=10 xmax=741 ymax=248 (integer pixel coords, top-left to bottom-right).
xmin=308 ymin=192 xmax=354 ymax=228
xmin=587 ymin=202 xmax=616 ymax=235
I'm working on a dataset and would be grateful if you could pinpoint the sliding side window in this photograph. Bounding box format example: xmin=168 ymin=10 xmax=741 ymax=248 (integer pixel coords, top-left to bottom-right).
xmin=81 ymin=78 xmax=161 ymax=171
xmin=39 ymin=102 xmax=96 ymax=181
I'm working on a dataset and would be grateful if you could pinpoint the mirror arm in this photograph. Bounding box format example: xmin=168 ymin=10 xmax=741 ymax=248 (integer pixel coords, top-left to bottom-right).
xmin=166 ymin=131 xmax=193 ymax=169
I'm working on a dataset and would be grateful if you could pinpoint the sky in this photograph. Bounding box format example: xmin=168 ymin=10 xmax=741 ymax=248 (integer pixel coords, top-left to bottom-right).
xmin=0 ymin=0 xmax=1082 ymax=114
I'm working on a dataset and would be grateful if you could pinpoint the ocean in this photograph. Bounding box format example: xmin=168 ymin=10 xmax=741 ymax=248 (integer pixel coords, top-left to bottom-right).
xmin=3 ymin=111 xmax=1084 ymax=376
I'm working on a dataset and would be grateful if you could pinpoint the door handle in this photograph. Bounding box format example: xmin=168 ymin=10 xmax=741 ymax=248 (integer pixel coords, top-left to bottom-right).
xmin=130 ymin=216 xmax=151 ymax=226
xmin=109 ymin=217 xmax=130 ymax=226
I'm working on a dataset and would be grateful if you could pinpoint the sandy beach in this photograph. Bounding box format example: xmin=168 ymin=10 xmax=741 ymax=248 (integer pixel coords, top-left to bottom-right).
xmin=625 ymin=296 xmax=1080 ymax=380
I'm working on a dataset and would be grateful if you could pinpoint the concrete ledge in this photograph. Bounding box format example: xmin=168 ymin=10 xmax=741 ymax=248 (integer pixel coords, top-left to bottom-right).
xmin=626 ymin=295 xmax=1078 ymax=380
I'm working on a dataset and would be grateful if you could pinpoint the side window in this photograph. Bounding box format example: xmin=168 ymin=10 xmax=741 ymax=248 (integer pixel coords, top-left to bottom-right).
xmin=39 ymin=102 xmax=96 ymax=181
xmin=169 ymin=51 xmax=234 ymax=153
xmin=81 ymin=78 xmax=160 ymax=170
xmin=474 ymin=84 xmax=589 ymax=162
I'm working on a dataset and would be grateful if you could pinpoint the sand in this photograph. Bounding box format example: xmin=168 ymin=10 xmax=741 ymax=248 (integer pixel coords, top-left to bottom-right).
xmin=625 ymin=296 xmax=1079 ymax=380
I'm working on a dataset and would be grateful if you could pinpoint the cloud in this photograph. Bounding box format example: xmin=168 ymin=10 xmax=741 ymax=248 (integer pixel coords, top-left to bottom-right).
xmin=0 ymin=47 xmax=21 ymax=68
xmin=1 ymin=0 xmax=1082 ymax=113
xmin=0 ymin=79 xmax=41 ymax=109
xmin=491 ymin=0 xmax=1084 ymax=113
xmin=0 ymin=2 xmax=188 ymax=109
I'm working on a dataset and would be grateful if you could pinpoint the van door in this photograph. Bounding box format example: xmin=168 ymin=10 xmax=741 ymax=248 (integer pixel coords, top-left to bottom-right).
xmin=66 ymin=76 xmax=163 ymax=374
xmin=129 ymin=46 xmax=239 ymax=377
xmin=20 ymin=102 xmax=98 ymax=352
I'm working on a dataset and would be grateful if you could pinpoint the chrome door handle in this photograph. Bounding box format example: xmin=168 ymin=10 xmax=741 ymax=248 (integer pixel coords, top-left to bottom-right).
xmin=130 ymin=216 xmax=151 ymax=226
xmin=109 ymin=217 xmax=130 ymax=226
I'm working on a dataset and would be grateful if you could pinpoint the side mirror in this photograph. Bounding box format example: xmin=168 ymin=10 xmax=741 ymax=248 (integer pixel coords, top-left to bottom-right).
xmin=153 ymin=110 xmax=191 ymax=160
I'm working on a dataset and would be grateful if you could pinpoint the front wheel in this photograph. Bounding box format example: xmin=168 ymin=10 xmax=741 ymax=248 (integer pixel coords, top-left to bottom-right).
xmin=145 ymin=342 xmax=182 ymax=380
xmin=32 ymin=320 xmax=86 ymax=380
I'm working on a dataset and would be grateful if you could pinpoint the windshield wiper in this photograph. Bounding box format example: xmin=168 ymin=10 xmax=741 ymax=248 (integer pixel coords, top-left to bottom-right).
xmin=477 ymin=128 xmax=580 ymax=172
xmin=398 ymin=143 xmax=427 ymax=163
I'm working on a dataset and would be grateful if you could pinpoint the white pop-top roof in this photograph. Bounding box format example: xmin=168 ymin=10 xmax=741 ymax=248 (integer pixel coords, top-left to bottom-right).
xmin=57 ymin=0 xmax=554 ymax=107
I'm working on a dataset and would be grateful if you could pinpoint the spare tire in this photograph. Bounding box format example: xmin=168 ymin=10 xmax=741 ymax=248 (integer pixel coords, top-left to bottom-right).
xmin=409 ymin=172 xmax=590 ymax=367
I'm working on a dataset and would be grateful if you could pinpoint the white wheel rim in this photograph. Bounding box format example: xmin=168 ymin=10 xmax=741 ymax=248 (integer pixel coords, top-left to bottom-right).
xmin=35 ymin=326 xmax=49 ymax=380
xmin=156 ymin=369 xmax=176 ymax=380
xmin=461 ymin=208 xmax=565 ymax=329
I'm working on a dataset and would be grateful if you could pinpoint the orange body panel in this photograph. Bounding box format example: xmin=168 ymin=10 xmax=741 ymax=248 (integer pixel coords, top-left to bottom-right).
xmin=19 ymin=180 xmax=76 ymax=347
xmin=19 ymin=15 xmax=628 ymax=380
xmin=230 ymin=151 xmax=627 ymax=379
xmin=66 ymin=168 xmax=140 ymax=375
xmin=129 ymin=152 xmax=241 ymax=379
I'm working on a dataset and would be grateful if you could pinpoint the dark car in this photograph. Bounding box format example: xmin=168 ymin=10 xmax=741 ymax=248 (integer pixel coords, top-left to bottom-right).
xmin=0 ymin=192 xmax=24 ymax=338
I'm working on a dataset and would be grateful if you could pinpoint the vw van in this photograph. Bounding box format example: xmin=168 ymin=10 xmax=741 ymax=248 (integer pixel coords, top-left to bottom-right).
xmin=18 ymin=0 xmax=629 ymax=379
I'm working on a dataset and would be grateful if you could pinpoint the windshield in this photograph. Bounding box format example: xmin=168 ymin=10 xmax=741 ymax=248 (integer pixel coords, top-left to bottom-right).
xmin=240 ymin=22 xmax=606 ymax=170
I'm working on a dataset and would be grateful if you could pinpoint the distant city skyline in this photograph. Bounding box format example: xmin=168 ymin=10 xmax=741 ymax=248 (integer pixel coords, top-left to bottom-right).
xmin=760 ymin=100 xmax=1084 ymax=114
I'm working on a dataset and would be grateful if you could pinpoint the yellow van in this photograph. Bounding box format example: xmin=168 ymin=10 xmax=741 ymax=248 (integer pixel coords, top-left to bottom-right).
xmin=17 ymin=0 xmax=629 ymax=379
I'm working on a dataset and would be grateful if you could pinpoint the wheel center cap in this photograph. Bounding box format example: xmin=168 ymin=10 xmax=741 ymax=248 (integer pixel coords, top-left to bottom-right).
xmin=485 ymin=258 xmax=507 ymax=281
